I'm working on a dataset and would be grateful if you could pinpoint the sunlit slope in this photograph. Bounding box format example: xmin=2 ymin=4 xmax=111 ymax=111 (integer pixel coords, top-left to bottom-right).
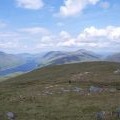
xmin=4 ymin=61 xmax=120 ymax=86
xmin=0 ymin=61 xmax=120 ymax=120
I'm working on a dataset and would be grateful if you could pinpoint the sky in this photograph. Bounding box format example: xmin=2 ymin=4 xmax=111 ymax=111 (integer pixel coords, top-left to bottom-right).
xmin=0 ymin=0 xmax=120 ymax=53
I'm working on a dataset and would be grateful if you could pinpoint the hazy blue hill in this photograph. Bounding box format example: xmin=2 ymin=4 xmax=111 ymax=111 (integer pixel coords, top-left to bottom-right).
xmin=0 ymin=51 xmax=25 ymax=70
xmin=16 ymin=53 xmax=35 ymax=60
xmin=1 ymin=49 xmax=120 ymax=77
xmin=75 ymin=49 xmax=101 ymax=58
xmin=106 ymin=53 xmax=120 ymax=62
xmin=0 ymin=60 xmax=37 ymax=76
xmin=0 ymin=51 xmax=47 ymax=76
xmin=42 ymin=51 xmax=68 ymax=61
xmin=39 ymin=49 xmax=101 ymax=67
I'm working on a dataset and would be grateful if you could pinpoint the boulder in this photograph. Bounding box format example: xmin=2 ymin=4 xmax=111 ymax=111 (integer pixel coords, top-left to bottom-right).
xmin=109 ymin=88 xmax=117 ymax=93
xmin=116 ymin=108 xmax=120 ymax=118
xmin=6 ymin=112 xmax=15 ymax=120
xmin=96 ymin=111 xmax=105 ymax=120
xmin=89 ymin=86 xmax=103 ymax=93
xmin=73 ymin=87 xmax=82 ymax=92
xmin=114 ymin=69 xmax=120 ymax=74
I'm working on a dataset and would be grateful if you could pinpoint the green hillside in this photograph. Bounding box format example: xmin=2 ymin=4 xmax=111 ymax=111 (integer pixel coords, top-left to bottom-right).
xmin=0 ymin=61 xmax=120 ymax=120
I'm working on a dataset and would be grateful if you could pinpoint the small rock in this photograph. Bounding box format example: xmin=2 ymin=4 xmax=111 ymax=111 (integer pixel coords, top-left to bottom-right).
xmin=73 ymin=87 xmax=82 ymax=92
xmin=44 ymin=91 xmax=53 ymax=95
xmin=89 ymin=86 xmax=103 ymax=93
xmin=6 ymin=112 xmax=15 ymax=120
xmin=114 ymin=69 xmax=120 ymax=74
xmin=116 ymin=108 xmax=120 ymax=118
xmin=96 ymin=111 xmax=105 ymax=120
xmin=61 ymin=88 xmax=70 ymax=93
xmin=109 ymin=88 xmax=117 ymax=93
xmin=84 ymin=72 xmax=90 ymax=74
xmin=63 ymin=89 xmax=70 ymax=92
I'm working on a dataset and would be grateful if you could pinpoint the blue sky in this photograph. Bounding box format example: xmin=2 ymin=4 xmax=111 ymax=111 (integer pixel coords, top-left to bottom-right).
xmin=0 ymin=0 xmax=120 ymax=53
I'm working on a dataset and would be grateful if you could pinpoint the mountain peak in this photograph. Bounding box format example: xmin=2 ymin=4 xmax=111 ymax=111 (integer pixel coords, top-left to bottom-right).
xmin=76 ymin=49 xmax=92 ymax=53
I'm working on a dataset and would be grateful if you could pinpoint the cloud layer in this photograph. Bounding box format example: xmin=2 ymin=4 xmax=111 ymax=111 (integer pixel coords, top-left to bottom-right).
xmin=0 ymin=26 xmax=120 ymax=53
xmin=59 ymin=0 xmax=100 ymax=17
xmin=19 ymin=27 xmax=50 ymax=35
xmin=16 ymin=0 xmax=44 ymax=10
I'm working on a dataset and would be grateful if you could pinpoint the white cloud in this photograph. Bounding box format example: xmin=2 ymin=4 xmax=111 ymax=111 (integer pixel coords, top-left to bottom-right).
xmin=40 ymin=26 xmax=120 ymax=49
xmin=0 ymin=41 xmax=18 ymax=49
xmin=57 ymin=38 xmax=76 ymax=47
xmin=16 ymin=0 xmax=44 ymax=10
xmin=57 ymin=31 xmax=76 ymax=46
xmin=0 ymin=26 xmax=120 ymax=53
xmin=19 ymin=27 xmax=50 ymax=35
xmin=77 ymin=26 xmax=120 ymax=42
xmin=59 ymin=31 xmax=71 ymax=39
xmin=75 ymin=26 xmax=120 ymax=51
xmin=41 ymin=35 xmax=55 ymax=43
xmin=58 ymin=0 xmax=100 ymax=17
xmin=0 ymin=32 xmax=19 ymax=38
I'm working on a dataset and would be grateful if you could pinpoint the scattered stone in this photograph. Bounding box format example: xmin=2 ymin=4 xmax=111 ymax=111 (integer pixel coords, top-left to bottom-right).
xmin=60 ymin=88 xmax=70 ymax=93
xmin=70 ymin=72 xmax=93 ymax=83
xmin=84 ymin=72 xmax=90 ymax=75
xmin=116 ymin=108 xmax=120 ymax=118
xmin=62 ymin=89 xmax=70 ymax=92
xmin=45 ymin=86 xmax=49 ymax=89
xmin=109 ymin=88 xmax=117 ymax=93
xmin=89 ymin=86 xmax=103 ymax=93
xmin=6 ymin=112 xmax=15 ymax=120
xmin=87 ymin=93 xmax=90 ymax=96
xmin=73 ymin=87 xmax=82 ymax=92
xmin=114 ymin=69 xmax=120 ymax=74
xmin=44 ymin=91 xmax=53 ymax=95
xmin=96 ymin=111 xmax=105 ymax=120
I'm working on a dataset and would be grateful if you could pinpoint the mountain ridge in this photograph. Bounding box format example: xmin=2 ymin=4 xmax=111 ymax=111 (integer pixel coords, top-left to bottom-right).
xmin=0 ymin=49 xmax=120 ymax=76
xmin=106 ymin=52 xmax=120 ymax=62
xmin=39 ymin=49 xmax=101 ymax=67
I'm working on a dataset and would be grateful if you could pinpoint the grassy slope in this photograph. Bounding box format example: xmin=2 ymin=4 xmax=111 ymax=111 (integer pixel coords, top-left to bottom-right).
xmin=0 ymin=72 xmax=23 ymax=82
xmin=0 ymin=61 xmax=120 ymax=120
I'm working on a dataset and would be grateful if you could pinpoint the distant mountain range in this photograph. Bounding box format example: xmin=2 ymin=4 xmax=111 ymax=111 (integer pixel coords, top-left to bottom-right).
xmin=0 ymin=51 xmax=25 ymax=70
xmin=0 ymin=49 xmax=120 ymax=76
xmin=39 ymin=49 xmax=101 ymax=67
xmin=106 ymin=53 xmax=120 ymax=62
xmin=0 ymin=52 xmax=45 ymax=76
